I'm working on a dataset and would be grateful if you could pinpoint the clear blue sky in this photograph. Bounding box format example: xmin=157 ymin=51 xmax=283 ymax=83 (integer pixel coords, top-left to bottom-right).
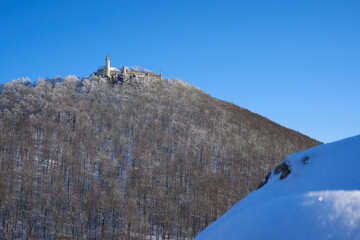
xmin=1 ymin=0 xmax=359 ymax=143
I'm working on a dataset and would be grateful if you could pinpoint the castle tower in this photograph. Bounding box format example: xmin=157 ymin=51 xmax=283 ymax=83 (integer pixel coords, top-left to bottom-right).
xmin=105 ymin=55 xmax=110 ymax=77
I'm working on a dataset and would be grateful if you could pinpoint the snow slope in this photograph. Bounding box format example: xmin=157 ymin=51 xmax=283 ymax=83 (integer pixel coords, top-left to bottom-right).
xmin=196 ymin=135 xmax=360 ymax=240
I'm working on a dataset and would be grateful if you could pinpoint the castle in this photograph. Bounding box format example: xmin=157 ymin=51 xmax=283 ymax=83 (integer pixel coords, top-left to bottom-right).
xmin=95 ymin=56 xmax=162 ymax=80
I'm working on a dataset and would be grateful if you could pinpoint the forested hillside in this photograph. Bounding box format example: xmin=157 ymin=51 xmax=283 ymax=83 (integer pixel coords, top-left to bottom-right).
xmin=0 ymin=75 xmax=320 ymax=239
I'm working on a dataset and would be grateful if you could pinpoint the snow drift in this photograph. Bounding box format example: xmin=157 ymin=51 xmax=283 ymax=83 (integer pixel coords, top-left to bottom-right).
xmin=196 ymin=135 xmax=360 ymax=240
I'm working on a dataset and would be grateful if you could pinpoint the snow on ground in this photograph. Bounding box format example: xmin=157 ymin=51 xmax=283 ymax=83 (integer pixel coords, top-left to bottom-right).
xmin=196 ymin=135 xmax=360 ymax=240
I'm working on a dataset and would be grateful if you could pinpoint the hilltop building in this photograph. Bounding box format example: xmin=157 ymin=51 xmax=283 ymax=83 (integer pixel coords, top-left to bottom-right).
xmin=95 ymin=56 xmax=162 ymax=80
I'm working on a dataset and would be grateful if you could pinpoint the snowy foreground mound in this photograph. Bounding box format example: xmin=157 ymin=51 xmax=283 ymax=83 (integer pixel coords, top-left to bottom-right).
xmin=196 ymin=135 xmax=360 ymax=240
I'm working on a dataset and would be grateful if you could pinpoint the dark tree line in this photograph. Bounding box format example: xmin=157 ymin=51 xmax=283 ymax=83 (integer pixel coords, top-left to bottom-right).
xmin=0 ymin=76 xmax=320 ymax=239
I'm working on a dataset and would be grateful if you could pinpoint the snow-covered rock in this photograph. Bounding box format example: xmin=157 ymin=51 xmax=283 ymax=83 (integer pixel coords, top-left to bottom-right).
xmin=196 ymin=135 xmax=360 ymax=240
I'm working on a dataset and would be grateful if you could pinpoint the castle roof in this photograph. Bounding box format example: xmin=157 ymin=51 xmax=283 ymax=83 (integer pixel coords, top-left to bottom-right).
xmin=97 ymin=66 xmax=120 ymax=71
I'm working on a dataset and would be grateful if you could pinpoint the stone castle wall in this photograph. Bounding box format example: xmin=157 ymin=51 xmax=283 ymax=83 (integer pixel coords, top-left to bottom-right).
xmin=95 ymin=57 xmax=162 ymax=80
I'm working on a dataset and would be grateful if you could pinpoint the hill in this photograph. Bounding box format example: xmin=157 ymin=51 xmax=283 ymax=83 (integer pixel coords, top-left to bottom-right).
xmin=196 ymin=135 xmax=360 ymax=240
xmin=0 ymin=75 xmax=320 ymax=239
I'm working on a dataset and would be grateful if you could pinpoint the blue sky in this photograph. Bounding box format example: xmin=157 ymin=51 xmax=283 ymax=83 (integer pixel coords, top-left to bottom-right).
xmin=0 ymin=0 xmax=359 ymax=143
